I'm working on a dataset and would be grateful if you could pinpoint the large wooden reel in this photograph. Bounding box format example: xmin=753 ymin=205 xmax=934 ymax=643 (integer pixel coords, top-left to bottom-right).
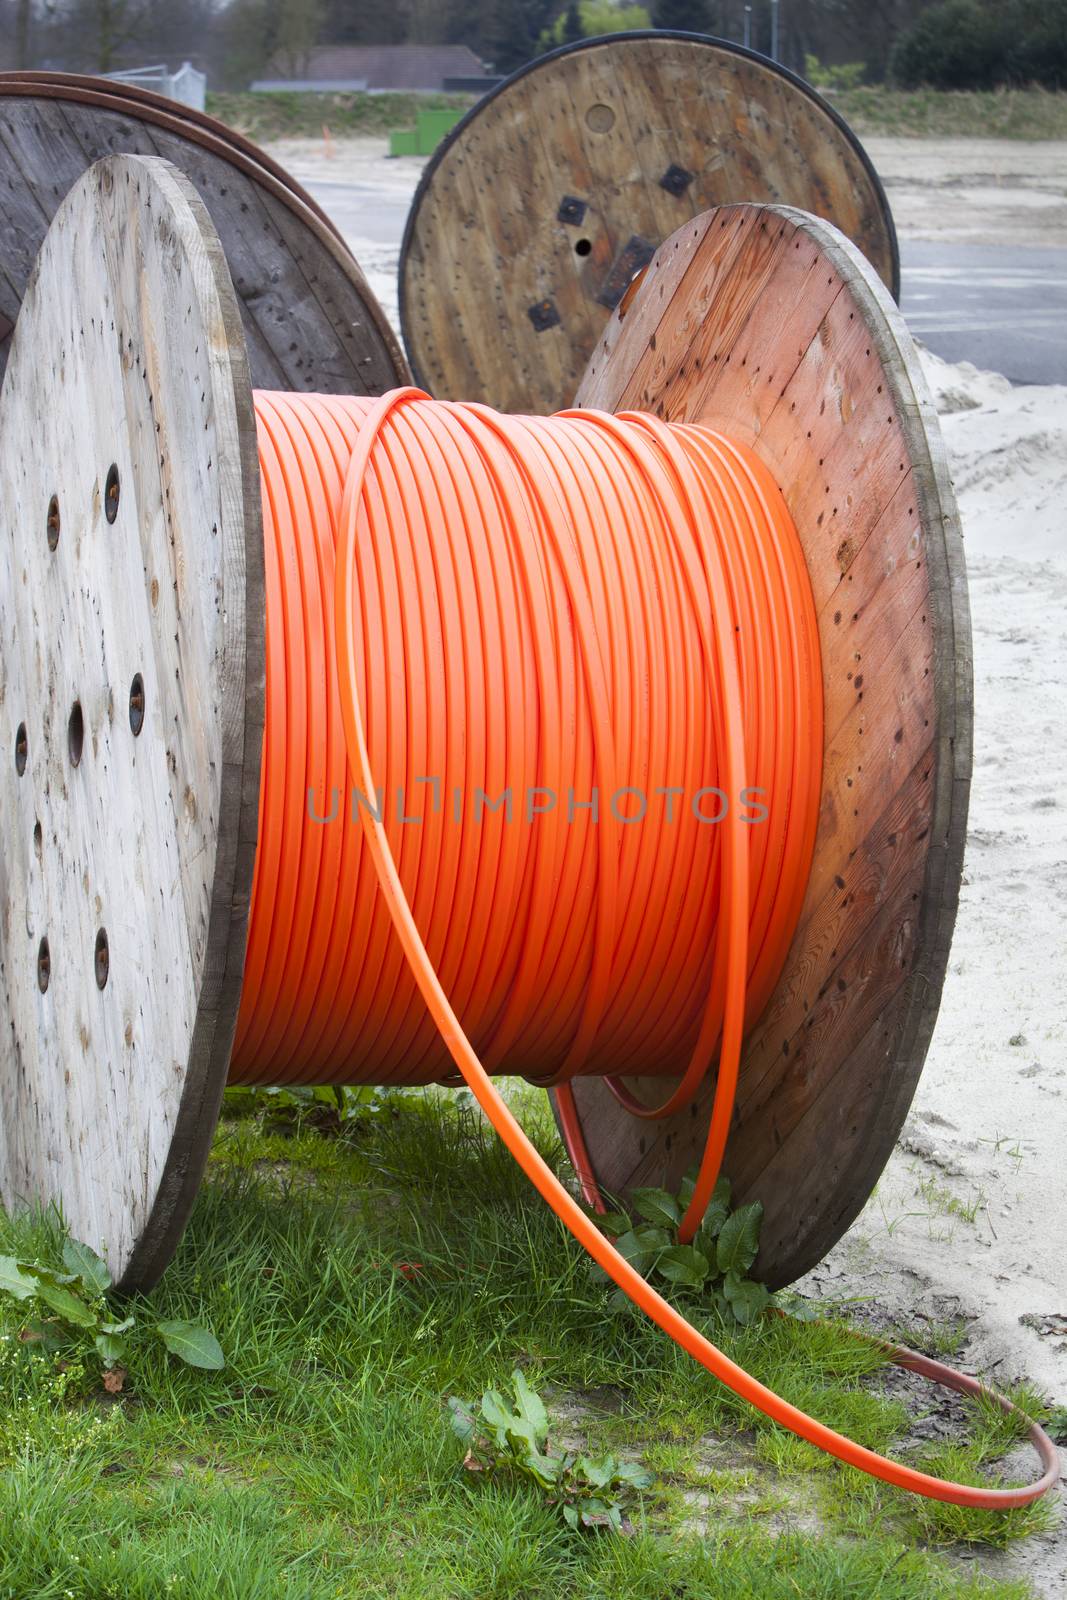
xmin=0 ymin=72 xmax=409 ymax=394
xmin=0 ymin=156 xmax=263 ymax=1287
xmin=0 ymin=159 xmax=968 ymax=1295
xmin=554 ymin=205 xmax=970 ymax=1287
xmin=399 ymin=32 xmax=899 ymax=413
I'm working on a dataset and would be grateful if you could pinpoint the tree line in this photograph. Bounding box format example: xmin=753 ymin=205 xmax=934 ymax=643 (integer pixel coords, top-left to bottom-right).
xmin=1 ymin=0 xmax=1063 ymax=90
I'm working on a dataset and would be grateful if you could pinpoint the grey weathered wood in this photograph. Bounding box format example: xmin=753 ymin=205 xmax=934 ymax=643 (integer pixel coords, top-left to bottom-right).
xmin=0 ymin=155 xmax=264 ymax=1289
xmin=555 ymin=202 xmax=971 ymax=1288
xmin=0 ymin=81 xmax=409 ymax=395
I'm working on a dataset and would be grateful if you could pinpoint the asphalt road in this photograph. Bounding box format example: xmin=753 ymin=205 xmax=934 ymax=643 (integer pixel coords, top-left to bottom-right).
xmin=303 ymin=174 xmax=1066 ymax=385
xmin=899 ymin=240 xmax=1067 ymax=386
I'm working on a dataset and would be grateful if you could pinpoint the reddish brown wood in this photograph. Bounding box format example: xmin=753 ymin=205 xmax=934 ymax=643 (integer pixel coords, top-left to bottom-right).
xmin=556 ymin=203 xmax=970 ymax=1288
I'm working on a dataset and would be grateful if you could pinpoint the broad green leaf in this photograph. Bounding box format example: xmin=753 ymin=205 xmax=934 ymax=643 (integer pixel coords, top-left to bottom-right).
xmin=716 ymin=1201 xmax=763 ymax=1276
xmin=698 ymin=1175 xmax=733 ymax=1241
xmin=156 ymin=1321 xmax=224 ymax=1369
xmin=631 ymin=1187 xmax=681 ymax=1228
xmin=0 ymin=1255 xmax=38 ymax=1301
xmin=26 ymin=1318 xmax=65 ymax=1353
xmin=480 ymin=1388 xmax=513 ymax=1435
xmin=35 ymin=1280 xmax=96 ymax=1328
xmin=613 ymin=1226 xmax=670 ymax=1271
xmin=591 ymin=1211 xmax=631 ymax=1237
xmin=94 ymin=1330 xmax=127 ymax=1366
xmin=616 ymin=1459 xmax=654 ymax=1489
xmin=723 ymin=1272 xmax=771 ymax=1326
xmin=447 ymin=1395 xmax=478 ymax=1444
xmin=773 ymin=1290 xmax=820 ymax=1323
xmin=511 ymin=1370 xmax=549 ymax=1445
xmin=654 ymin=1244 xmax=709 ymax=1290
xmin=100 ymin=1315 xmax=135 ymax=1336
xmin=576 ymin=1453 xmax=616 ymax=1489
xmin=562 ymin=1501 xmax=579 ymax=1529
xmin=578 ymin=1496 xmax=614 ymax=1528
xmin=62 ymin=1237 xmax=111 ymax=1295
xmin=523 ymin=1448 xmax=562 ymax=1488
xmin=27 ymin=1265 xmax=79 ymax=1287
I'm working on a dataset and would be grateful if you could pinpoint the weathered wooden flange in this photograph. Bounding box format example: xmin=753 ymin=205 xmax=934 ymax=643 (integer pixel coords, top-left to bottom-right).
xmin=399 ymin=31 xmax=899 ymax=413
xmin=4 ymin=71 xmax=350 ymax=251
xmin=0 ymin=155 xmax=264 ymax=1289
xmin=552 ymin=202 xmax=971 ymax=1288
xmin=0 ymin=73 xmax=409 ymax=394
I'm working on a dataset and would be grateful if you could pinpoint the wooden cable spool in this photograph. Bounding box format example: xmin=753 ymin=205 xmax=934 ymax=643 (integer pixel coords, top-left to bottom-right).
xmin=399 ymin=31 xmax=900 ymax=414
xmin=0 ymin=154 xmax=968 ymax=1296
xmin=0 ymin=71 xmax=409 ymax=394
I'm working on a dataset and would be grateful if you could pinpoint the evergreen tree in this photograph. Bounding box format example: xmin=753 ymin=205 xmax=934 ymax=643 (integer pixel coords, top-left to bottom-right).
xmin=652 ymin=0 xmax=710 ymax=34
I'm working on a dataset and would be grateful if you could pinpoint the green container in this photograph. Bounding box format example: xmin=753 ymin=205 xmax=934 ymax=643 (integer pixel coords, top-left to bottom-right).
xmin=415 ymin=107 xmax=464 ymax=154
xmin=389 ymin=127 xmax=419 ymax=157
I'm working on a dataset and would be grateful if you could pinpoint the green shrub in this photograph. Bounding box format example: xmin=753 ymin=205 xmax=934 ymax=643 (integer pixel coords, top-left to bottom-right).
xmin=891 ymin=0 xmax=1067 ymax=90
xmin=804 ymin=55 xmax=867 ymax=91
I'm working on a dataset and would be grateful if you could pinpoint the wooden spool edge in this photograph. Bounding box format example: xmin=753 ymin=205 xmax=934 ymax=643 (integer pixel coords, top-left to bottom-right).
xmin=122 ymin=158 xmax=266 ymax=1287
xmin=3 ymin=71 xmax=350 ymax=253
xmin=552 ymin=201 xmax=971 ymax=1286
xmin=0 ymin=154 xmax=265 ymax=1290
xmin=0 ymin=74 xmax=410 ymax=390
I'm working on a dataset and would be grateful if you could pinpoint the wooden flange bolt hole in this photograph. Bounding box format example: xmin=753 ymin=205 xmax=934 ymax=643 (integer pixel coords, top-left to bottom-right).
xmin=67 ymin=701 xmax=84 ymax=767
xmin=46 ymin=494 xmax=60 ymax=551
xmin=129 ymin=673 xmax=145 ymax=736
xmin=105 ymin=464 xmax=120 ymax=525
xmin=94 ymin=928 xmax=109 ymax=991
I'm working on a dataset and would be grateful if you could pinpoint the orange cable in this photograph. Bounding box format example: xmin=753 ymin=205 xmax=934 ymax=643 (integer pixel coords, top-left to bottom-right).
xmin=231 ymin=387 xmax=1057 ymax=1509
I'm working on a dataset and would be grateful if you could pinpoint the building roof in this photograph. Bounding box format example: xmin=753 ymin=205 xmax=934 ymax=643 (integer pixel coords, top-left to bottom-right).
xmin=272 ymin=45 xmax=487 ymax=92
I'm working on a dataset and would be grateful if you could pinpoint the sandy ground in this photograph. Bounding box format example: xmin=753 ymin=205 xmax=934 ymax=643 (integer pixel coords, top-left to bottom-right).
xmin=865 ymin=138 xmax=1067 ymax=248
xmin=798 ymin=347 xmax=1067 ymax=1596
xmin=266 ymin=131 xmax=1067 ymax=1590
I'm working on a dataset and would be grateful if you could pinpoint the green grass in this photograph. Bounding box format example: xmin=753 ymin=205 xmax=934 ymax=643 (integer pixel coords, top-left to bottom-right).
xmin=205 ymin=91 xmax=473 ymax=144
xmin=831 ymin=85 xmax=1067 ymax=139
xmin=201 ymin=86 xmax=1067 ymax=148
xmin=0 ymin=1089 xmax=1057 ymax=1599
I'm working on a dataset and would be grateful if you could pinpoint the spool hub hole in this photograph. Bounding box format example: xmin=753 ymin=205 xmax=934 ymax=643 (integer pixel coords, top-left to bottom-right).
xmin=574 ymin=238 xmax=592 ymax=257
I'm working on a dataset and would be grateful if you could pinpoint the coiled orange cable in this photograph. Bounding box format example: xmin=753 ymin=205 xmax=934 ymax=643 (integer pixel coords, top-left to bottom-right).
xmin=231 ymin=388 xmax=1057 ymax=1508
